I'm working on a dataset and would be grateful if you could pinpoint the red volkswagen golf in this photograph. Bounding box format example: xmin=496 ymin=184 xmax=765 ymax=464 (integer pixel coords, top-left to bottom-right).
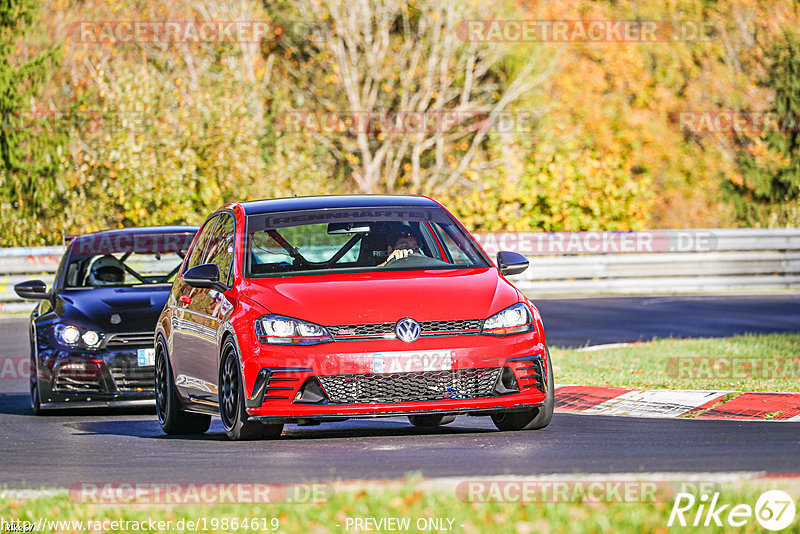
xmin=155 ymin=195 xmax=553 ymax=440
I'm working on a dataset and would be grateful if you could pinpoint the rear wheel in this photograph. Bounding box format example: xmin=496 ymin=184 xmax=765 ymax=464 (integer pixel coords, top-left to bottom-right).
xmin=492 ymin=349 xmax=554 ymax=431
xmin=219 ymin=339 xmax=283 ymax=441
xmin=408 ymin=414 xmax=456 ymax=427
xmin=155 ymin=337 xmax=211 ymax=435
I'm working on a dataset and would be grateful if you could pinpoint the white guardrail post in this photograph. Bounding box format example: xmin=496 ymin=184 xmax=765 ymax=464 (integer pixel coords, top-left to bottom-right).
xmin=1 ymin=229 xmax=799 ymax=311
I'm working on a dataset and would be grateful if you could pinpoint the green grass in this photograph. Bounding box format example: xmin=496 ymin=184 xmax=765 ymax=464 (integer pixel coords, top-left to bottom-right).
xmin=551 ymin=333 xmax=800 ymax=391
xmin=1 ymin=480 xmax=798 ymax=533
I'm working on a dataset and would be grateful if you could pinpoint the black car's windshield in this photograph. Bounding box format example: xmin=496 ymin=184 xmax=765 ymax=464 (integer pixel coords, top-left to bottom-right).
xmin=245 ymin=207 xmax=489 ymax=277
xmin=64 ymin=232 xmax=195 ymax=288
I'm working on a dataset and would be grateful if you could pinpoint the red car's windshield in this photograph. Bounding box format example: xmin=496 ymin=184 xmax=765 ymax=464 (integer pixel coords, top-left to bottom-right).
xmin=245 ymin=207 xmax=489 ymax=277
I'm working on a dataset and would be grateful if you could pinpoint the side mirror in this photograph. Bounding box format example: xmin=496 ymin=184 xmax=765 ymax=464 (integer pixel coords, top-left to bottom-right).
xmin=183 ymin=263 xmax=226 ymax=290
xmin=14 ymin=280 xmax=49 ymax=300
xmin=496 ymin=251 xmax=529 ymax=276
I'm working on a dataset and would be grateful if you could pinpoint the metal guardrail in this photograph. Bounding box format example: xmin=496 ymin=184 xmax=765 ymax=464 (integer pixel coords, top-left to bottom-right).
xmin=1 ymin=229 xmax=799 ymax=311
xmin=474 ymin=228 xmax=800 ymax=295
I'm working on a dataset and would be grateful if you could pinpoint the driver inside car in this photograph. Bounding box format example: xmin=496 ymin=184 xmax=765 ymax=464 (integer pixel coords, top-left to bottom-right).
xmin=378 ymin=229 xmax=423 ymax=267
xmin=86 ymin=254 xmax=126 ymax=286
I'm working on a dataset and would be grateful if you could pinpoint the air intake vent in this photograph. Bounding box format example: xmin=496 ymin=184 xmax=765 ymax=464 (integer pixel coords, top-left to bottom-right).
xmin=316 ymin=368 xmax=502 ymax=404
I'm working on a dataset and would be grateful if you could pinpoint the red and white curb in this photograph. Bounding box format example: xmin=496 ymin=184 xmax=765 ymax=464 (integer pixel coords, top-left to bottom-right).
xmin=555 ymin=386 xmax=800 ymax=421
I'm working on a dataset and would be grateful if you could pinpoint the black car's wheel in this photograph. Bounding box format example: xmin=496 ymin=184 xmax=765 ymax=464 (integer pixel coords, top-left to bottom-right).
xmin=408 ymin=414 xmax=456 ymax=427
xmin=30 ymin=356 xmax=44 ymax=416
xmin=491 ymin=349 xmax=555 ymax=431
xmin=155 ymin=337 xmax=211 ymax=435
xmin=219 ymin=339 xmax=283 ymax=441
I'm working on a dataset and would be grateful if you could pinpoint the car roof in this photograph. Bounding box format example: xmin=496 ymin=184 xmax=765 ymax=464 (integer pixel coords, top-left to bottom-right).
xmin=71 ymin=226 xmax=198 ymax=243
xmin=239 ymin=195 xmax=439 ymax=215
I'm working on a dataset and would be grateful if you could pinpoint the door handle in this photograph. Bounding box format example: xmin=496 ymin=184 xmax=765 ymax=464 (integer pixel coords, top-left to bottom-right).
xmin=180 ymin=295 xmax=192 ymax=305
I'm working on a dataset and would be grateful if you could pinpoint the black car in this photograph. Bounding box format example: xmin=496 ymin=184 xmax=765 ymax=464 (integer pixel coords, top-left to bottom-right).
xmin=14 ymin=226 xmax=197 ymax=413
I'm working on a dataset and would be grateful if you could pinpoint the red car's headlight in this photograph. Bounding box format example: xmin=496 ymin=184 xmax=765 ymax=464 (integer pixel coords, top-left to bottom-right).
xmin=255 ymin=315 xmax=333 ymax=345
xmin=482 ymin=303 xmax=534 ymax=336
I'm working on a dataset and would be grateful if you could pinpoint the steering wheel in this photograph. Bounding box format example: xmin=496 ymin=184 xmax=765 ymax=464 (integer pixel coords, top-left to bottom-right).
xmin=383 ymin=253 xmax=448 ymax=268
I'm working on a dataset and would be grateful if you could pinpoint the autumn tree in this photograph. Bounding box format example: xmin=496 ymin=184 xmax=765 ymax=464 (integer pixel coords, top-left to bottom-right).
xmin=729 ymin=31 xmax=800 ymax=226
xmin=265 ymin=0 xmax=557 ymax=194
xmin=0 ymin=0 xmax=63 ymax=244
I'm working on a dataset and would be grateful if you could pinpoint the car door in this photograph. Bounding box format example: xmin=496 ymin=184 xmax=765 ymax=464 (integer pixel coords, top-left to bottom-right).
xmin=171 ymin=216 xmax=219 ymax=400
xmin=185 ymin=212 xmax=236 ymax=404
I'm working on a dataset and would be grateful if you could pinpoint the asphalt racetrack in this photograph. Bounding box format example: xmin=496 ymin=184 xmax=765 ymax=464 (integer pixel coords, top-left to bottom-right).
xmin=1 ymin=294 xmax=798 ymax=489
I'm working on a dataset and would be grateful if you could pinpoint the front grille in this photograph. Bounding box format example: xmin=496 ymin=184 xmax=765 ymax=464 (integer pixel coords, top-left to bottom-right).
xmin=53 ymin=363 xmax=103 ymax=393
xmin=316 ymin=367 xmax=502 ymax=404
xmin=329 ymin=319 xmax=483 ymax=340
xmin=105 ymin=332 xmax=153 ymax=348
xmin=109 ymin=354 xmax=154 ymax=392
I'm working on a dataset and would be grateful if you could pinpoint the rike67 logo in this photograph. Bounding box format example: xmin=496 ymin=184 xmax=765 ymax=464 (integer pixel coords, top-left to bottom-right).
xmin=669 ymin=490 xmax=796 ymax=531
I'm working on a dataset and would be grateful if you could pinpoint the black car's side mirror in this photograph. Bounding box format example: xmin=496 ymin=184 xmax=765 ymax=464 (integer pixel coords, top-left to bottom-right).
xmin=496 ymin=251 xmax=529 ymax=276
xmin=183 ymin=263 xmax=226 ymax=291
xmin=14 ymin=280 xmax=49 ymax=300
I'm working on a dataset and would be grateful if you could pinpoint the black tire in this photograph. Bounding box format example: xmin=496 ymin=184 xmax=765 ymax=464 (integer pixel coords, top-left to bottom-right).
xmin=408 ymin=414 xmax=457 ymax=427
xmin=30 ymin=356 xmax=44 ymax=416
xmin=492 ymin=349 xmax=555 ymax=431
xmin=155 ymin=337 xmax=211 ymax=435
xmin=219 ymin=339 xmax=283 ymax=441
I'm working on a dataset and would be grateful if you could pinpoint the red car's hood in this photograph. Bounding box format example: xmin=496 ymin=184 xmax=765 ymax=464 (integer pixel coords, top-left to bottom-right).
xmin=238 ymin=268 xmax=518 ymax=325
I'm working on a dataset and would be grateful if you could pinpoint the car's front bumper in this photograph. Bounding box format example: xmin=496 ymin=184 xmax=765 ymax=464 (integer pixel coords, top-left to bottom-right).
xmin=35 ymin=345 xmax=156 ymax=407
xmin=241 ymin=331 xmax=549 ymax=420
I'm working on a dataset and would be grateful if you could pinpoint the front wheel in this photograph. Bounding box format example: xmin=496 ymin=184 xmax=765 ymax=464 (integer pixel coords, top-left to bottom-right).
xmin=30 ymin=360 xmax=44 ymax=416
xmin=492 ymin=349 xmax=554 ymax=431
xmin=219 ymin=339 xmax=283 ymax=441
xmin=155 ymin=338 xmax=211 ymax=435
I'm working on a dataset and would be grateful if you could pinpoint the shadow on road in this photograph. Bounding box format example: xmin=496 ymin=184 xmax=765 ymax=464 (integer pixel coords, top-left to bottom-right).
xmin=0 ymin=391 xmax=498 ymax=441
xmin=0 ymin=393 xmax=155 ymax=417
xmin=65 ymin=416 xmax=496 ymax=441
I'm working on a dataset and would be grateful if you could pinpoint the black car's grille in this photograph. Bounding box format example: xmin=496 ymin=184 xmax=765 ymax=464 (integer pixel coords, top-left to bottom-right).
xmin=105 ymin=332 xmax=153 ymax=348
xmin=329 ymin=319 xmax=483 ymax=341
xmin=316 ymin=367 xmax=502 ymax=404
xmin=109 ymin=355 xmax=154 ymax=392
xmin=53 ymin=362 xmax=103 ymax=393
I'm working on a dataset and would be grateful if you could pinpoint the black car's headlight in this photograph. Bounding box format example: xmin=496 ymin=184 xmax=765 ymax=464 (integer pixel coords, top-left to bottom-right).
xmin=482 ymin=303 xmax=534 ymax=336
xmin=255 ymin=315 xmax=333 ymax=345
xmin=54 ymin=324 xmax=103 ymax=349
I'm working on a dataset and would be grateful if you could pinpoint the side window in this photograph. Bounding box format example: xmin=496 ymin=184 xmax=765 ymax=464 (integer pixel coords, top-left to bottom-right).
xmin=183 ymin=216 xmax=219 ymax=273
xmin=204 ymin=213 xmax=236 ymax=286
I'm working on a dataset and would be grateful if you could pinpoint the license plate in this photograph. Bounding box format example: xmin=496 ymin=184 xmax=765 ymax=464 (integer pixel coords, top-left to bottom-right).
xmin=373 ymin=350 xmax=452 ymax=373
xmin=137 ymin=348 xmax=155 ymax=367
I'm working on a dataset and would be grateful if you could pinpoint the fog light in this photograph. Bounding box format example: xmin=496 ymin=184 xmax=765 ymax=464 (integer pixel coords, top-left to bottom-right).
xmin=294 ymin=378 xmax=328 ymax=404
xmin=493 ymin=367 xmax=520 ymax=395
